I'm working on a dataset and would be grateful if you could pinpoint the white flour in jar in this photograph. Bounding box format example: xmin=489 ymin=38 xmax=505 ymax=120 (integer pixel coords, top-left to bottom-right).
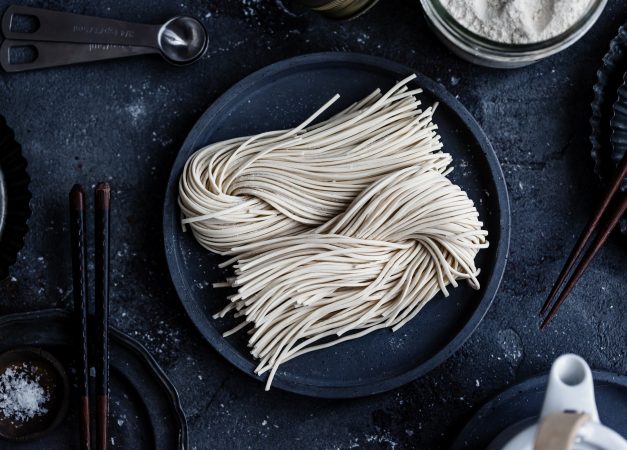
xmin=440 ymin=0 xmax=594 ymax=44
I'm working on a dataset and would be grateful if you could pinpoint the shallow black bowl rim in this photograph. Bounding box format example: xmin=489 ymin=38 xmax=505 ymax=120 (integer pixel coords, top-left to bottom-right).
xmin=0 ymin=309 xmax=189 ymax=450
xmin=163 ymin=52 xmax=511 ymax=398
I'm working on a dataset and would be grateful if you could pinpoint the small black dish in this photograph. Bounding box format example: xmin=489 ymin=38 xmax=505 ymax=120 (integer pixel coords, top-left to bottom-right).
xmin=0 ymin=114 xmax=31 ymax=280
xmin=590 ymin=23 xmax=627 ymax=234
xmin=0 ymin=347 xmax=70 ymax=441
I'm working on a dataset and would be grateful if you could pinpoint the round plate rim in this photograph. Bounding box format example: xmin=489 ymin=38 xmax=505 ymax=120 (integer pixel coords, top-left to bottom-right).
xmin=0 ymin=308 xmax=189 ymax=450
xmin=163 ymin=52 xmax=511 ymax=398
xmin=450 ymin=370 xmax=627 ymax=450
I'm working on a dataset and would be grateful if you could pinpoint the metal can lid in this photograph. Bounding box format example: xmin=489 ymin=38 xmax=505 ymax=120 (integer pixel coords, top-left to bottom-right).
xmin=297 ymin=0 xmax=380 ymax=20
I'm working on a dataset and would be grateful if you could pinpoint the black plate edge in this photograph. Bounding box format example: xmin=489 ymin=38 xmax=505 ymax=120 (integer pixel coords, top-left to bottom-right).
xmin=0 ymin=309 xmax=189 ymax=450
xmin=108 ymin=327 xmax=189 ymax=450
xmin=450 ymin=370 xmax=627 ymax=450
xmin=162 ymin=51 xmax=511 ymax=398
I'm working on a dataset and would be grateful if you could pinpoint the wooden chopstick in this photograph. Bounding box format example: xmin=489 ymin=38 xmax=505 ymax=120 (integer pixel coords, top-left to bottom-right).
xmin=540 ymin=152 xmax=627 ymax=329
xmin=69 ymin=185 xmax=92 ymax=450
xmin=541 ymin=192 xmax=627 ymax=329
xmin=95 ymin=182 xmax=110 ymax=450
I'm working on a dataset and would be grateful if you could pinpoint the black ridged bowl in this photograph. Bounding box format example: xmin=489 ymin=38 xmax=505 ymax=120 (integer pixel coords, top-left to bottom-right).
xmin=611 ymin=76 xmax=627 ymax=157
xmin=590 ymin=23 xmax=627 ymax=234
xmin=610 ymin=75 xmax=627 ymax=231
xmin=0 ymin=115 xmax=31 ymax=280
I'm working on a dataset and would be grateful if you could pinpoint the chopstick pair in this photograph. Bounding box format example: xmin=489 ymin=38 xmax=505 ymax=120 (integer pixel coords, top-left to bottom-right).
xmin=540 ymin=152 xmax=627 ymax=329
xmin=69 ymin=183 xmax=111 ymax=450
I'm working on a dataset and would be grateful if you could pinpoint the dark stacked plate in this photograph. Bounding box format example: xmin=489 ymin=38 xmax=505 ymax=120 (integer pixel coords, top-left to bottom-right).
xmin=0 ymin=309 xmax=188 ymax=449
xmin=0 ymin=115 xmax=31 ymax=280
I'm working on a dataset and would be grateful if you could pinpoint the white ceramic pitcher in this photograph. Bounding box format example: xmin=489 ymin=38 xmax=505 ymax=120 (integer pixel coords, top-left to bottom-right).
xmin=501 ymin=354 xmax=627 ymax=450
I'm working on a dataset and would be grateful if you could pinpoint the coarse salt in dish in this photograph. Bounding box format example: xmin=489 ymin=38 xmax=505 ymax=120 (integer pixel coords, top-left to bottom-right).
xmin=0 ymin=363 xmax=49 ymax=422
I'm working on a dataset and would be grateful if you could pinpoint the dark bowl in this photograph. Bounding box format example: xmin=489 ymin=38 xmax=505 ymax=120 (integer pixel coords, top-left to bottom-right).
xmin=0 ymin=347 xmax=70 ymax=441
xmin=590 ymin=23 xmax=627 ymax=234
xmin=0 ymin=115 xmax=32 ymax=279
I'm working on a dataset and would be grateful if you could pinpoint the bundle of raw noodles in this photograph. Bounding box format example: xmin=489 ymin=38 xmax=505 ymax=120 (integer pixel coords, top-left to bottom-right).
xmin=178 ymin=75 xmax=449 ymax=254
xmin=178 ymin=75 xmax=489 ymax=389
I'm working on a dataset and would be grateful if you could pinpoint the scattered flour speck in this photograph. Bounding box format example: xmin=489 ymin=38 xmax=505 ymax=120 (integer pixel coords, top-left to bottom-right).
xmin=126 ymin=103 xmax=146 ymax=123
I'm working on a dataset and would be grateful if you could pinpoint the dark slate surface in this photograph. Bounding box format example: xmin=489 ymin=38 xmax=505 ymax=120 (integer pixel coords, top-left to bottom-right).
xmin=0 ymin=1 xmax=625 ymax=449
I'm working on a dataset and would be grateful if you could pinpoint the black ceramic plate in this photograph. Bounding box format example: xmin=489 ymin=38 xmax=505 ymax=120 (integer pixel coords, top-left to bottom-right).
xmin=451 ymin=371 xmax=627 ymax=450
xmin=0 ymin=309 xmax=188 ymax=450
xmin=163 ymin=53 xmax=510 ymax=398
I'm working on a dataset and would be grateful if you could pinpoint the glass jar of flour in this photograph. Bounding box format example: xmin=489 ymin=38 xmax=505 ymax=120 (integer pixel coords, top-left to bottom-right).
xmin=420 ymin=0 xmax=607 ymax=68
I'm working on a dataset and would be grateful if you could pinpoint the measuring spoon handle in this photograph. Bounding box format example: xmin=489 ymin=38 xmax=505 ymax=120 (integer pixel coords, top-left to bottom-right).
xmin=2 ymin=5 xmax=160 ymax=48
xmin=0 ymin=40 xmax=159 ymax=72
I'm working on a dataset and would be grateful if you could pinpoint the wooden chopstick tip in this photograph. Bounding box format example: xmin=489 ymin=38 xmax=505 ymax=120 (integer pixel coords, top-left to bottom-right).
xmin=70 ymin=184 xmax=85 ymax=209
xmin=95 ymin=182 xmax=111 ymax=208
xmin=539 ymin=315 xmax=552 ymax=331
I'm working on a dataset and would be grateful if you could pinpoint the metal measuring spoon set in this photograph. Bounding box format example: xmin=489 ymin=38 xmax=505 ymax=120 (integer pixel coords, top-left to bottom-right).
xmin=0 ymin=5 xmax=208 ymax=72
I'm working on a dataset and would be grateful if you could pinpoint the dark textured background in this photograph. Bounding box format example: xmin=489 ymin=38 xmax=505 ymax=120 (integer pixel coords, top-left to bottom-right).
xmin=1 ymin=1 xmax=625 ymax=449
